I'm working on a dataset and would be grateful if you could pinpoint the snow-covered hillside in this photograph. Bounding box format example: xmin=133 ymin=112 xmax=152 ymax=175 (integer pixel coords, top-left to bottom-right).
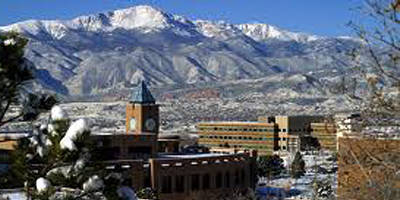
xmin=0 ymin=5 xmax=361 ymax=96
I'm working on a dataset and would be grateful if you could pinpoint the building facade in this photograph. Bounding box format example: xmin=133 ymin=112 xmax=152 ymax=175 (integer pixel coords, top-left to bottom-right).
xmin=197 ymin=115 xmax=325 ymax=154
xmin=310 ymin=122 xmax=337 ymax=151
xmin=197 ymin=122 xmax=278 ymax=155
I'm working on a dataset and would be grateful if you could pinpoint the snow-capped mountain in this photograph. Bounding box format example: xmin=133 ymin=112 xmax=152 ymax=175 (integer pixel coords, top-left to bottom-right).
xmin=0 ymin=5 xmax=361 ymax=96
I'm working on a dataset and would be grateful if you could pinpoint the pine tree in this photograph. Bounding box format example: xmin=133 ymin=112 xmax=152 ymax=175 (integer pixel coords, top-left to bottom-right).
xmin=256 ymin=155 xmax=285 ymax=179
xmin=290 ymin=152 xmax=305 ymax=179
xmin=0 ymin=32 xmax=32 ymax=127
xmin=6 ymin=106 xmax=137 ymax=200
xmin=0 ymin=32 xmax=57 ymax=127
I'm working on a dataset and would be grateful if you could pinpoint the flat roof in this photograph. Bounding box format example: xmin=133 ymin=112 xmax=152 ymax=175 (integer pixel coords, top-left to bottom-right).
xmin=197 ymin=121 xmax=275 ymax=126
xmin=158 ymin=153 xmax=243 ymax=159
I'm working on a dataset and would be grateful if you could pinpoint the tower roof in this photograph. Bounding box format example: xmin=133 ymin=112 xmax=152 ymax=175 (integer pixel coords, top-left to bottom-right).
xmin=130 ymin=81 xmax=156 ymax=104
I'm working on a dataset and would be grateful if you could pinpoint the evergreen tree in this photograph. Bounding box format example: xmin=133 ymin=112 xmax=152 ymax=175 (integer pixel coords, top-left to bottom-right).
xmin=5 ymin=106 xmax=137 ymax=200
xmin=0 ymin=32 xmax=32 ymax=127
xmin=256 ymin=155 xmax=285 ymax=179
xmin=290 ymin=152 xmax=305 ymax=179
xmin=0 ymin=32 xmax=57 ymax=126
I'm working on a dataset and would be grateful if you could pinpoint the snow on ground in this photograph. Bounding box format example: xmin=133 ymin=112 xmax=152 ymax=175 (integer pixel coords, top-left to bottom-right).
xmin=258 ymin=151 xmax=337 ymax=200
xmin=0 ymin=190 xmax=25 ymax=200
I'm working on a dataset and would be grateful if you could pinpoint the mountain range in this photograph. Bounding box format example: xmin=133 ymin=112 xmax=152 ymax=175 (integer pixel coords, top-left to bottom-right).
xmin=0 ymin=5 xmax=361 ymax=97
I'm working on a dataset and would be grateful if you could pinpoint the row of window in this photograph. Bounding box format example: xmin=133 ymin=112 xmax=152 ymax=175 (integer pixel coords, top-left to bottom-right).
xmin=198 ymin=127 xmax=275 ymax=133
xmin=199 ymin=135 xmax=276 ymax=141
xmin=161 ymin=170 xmax=246 ymax=193
xmin=198 ymin=127 xmax=313 ymax=133
xmin=205 ymin=143 xmax=275 ymax=150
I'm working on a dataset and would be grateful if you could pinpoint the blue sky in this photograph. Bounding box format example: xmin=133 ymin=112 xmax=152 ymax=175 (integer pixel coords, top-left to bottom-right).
xmin=1 ymin=0 xmax=362 ymax=37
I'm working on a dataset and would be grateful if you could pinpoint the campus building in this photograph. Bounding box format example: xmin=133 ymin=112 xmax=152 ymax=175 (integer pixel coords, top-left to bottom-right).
xmin=197 ymin=115 xmax=325 ymax=154
xmin=197 ymin=122 xmax=279 ymax=155
xmin=310 ymin=122 xmax=337 ymax=151
xmin=89 ymin=81 xmax=257 ymax=200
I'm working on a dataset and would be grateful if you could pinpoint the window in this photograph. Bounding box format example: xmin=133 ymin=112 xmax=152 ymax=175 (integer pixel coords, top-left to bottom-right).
xmin=191 ymin=174 xmax=200 ymax=191
xmin=234 ymin=170 xmax=240 ymax=186
xmin=225 ymin=172 xmax=231 ymax=188
xmin=161 ymin=176 xmax=172 ymax=193
xmin=176 ymin=175 xmax=185 ymax=193
xmin=216 ymin=172 xmax=223 ymax=188
xmin=203 ymin=174 xmax=210 ymax=189
xmin=241 ymin=169 xmax=246 ymax=186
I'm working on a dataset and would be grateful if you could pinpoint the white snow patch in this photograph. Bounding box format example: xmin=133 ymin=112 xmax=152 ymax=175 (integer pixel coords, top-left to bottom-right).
xmin=83 ymin=175 xmax=104 ymax=192
xmin=60 ymin=119 xmax=90 ymax=151
xmin=60 ymin=136 xmax=77 ymax=151
xmin=37 ymin=146 xmax=46 ymax=157
xmin=65 ymin=119 xmax=90 ymax=141
xmin=3 ymin=38 xmax=16 ymax=46
xmin=51 ymin=106 xmax=68 ymax=121
xmin=36 ymin=177 xmax=51 ymax=193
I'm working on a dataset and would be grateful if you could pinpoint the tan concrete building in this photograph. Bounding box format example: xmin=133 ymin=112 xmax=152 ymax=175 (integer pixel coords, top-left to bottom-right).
xmin=274 ymin=115 xmax=324 ymax=152
xmin=197 ymin=115 xmax=325 ymax=154
xmin=310 ymin=122 xmax=337 ymax=151
xmin=197 ymin=122 xmax=278 ymax=155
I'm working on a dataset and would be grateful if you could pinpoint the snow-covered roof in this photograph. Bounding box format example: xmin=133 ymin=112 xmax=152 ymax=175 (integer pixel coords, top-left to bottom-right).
xmin=197 ymin=121 xmax=274 ymax=126
xmin=0 ymin=131 xmax=30 ymax=140
xmin=159 ymin=153 xmax=230 ymax=159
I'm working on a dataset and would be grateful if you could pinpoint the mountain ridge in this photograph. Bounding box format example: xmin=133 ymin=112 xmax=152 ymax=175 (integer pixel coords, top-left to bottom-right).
xmin=0 ymin=5 xmax=361 ymax=97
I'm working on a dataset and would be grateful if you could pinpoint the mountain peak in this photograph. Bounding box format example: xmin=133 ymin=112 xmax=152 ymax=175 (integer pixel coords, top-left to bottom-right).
xmin=108 ymin=5 xmax=171 ymax=30
xmin=237 ymin=23 xmax=321 ymax=42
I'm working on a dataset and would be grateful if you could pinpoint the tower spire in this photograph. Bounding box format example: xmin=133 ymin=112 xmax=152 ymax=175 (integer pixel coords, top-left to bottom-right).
xmin=130 ymin=81 xmax=155 ymax=104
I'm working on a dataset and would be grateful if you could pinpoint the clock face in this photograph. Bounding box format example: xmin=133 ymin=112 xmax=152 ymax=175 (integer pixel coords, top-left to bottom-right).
xmin=145 ymin=118 xmax=156 ymax=131
xmin=130 ymin=118 xmax=136 ymax=131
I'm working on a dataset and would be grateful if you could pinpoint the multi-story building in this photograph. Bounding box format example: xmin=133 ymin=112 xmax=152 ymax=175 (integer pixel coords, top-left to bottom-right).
xmin=197 ymin=122 xmax=278 ymax=155
xmin=310 ymin=122 xmax=337 ymax=151
xmin=197 ymin=115 xmax=325 ymax=154
xmin=274 ymin=115 xmax=324 ymax=152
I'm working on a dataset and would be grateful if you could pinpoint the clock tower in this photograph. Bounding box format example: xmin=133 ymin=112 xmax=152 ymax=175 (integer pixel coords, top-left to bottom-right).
xmin=126 ymin=81 xmax=159 ymax=135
